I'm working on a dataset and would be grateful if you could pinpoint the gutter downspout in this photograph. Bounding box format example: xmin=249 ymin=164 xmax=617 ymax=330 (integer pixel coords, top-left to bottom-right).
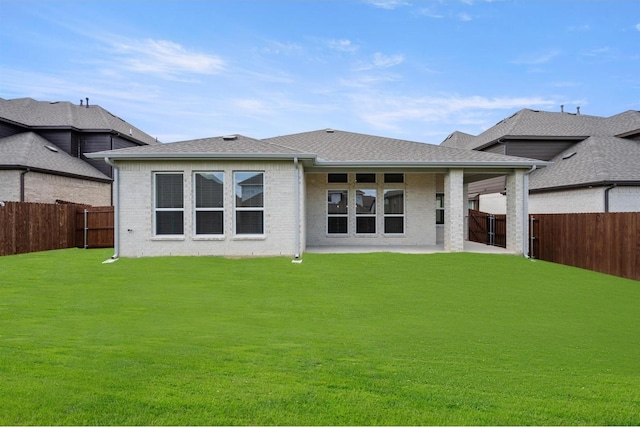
xmin=104 ymin=157 xmax=119 ymax=260
xmin=19 ymin=168 xmax=30 ymax=202
xmin=523 ymin=165 xmax=537 ymax=258
xmin=604 ymin=183 xmax=616 ymax=213
xmin=293 ymin=157 xmax=301 ymax=260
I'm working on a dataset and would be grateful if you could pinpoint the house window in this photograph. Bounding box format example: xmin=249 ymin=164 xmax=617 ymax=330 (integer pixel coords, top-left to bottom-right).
xmin=327 ymin=190 xmax=348 ymax=234
xmin=384 ymin=189 xmax=404 ymax=234
xmin=356 ymin=189 xmax=376 ymax=234
xmin=194 ymin=172 xmax=224 ymax=235
xmin=234 ymin=172 xmax=264 ymax=235
xmin=328 ymin=173 xmax=348 ymax=183
xmin=154 ymin=172 xmax=184 ymax=235
xmin=436 ymin=193 xmax=445 ymax=225
xmin=356 ymin=173 xmax=376 ymax=183
xmin=384 ymin=173 xmax=404 ymax=183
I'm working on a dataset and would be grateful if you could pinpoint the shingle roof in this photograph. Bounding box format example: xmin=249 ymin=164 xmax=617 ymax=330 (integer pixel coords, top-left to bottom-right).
xmin=440 ymin=108 xmax=640 ymax=150
xmin=530 ymin=136 xmax=640 ymax=190
xmin=264 ymin=129 xmax=543 ymax=166
xmin=0 ymin=97 xmax=158 ymax=145
xmin=86 ymin=134 xmax=313 ymax=159
xmin=87 ymin=129 xmax=546 ymax=168
xmin=0 ymin=132 xmax=111 ymax=181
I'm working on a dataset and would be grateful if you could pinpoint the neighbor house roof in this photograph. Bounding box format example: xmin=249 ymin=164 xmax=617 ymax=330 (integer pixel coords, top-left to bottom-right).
xmin=0 ymin=132 xmax=111 ymax=182
xmin=88 ymin=129 xmax=548 ymax=169
xmin=530 ymin=136 xmax=640 ymax=191
xmin=441 ymin=109 xmax=607 ymax=150
xmin=0 ymin=97 xmax=158 ymax=145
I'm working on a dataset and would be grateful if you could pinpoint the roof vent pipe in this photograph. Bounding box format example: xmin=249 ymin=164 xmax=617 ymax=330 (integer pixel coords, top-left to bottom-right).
xmin=576 ymin=106 xmax=580 ymax=115
xmin=560 ymin=104 xmax=564 ymax=113
xmin=80 ymin=99 xmax=83 ymax=106
xmin=86 ymin=97 xmax=89 ymax=108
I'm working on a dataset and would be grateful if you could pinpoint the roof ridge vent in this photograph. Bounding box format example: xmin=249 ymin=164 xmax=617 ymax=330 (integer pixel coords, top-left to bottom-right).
xmin=222 ymin=135 xmax=238 ymax=141
xmin=326 ymin=128 xmax=335 ymax=133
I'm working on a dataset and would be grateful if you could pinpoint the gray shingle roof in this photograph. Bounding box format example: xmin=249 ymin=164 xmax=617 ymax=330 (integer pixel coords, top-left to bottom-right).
xmin=0 ymin=97 xmax=158 ymax=145
xmin=264 ymin=129 xmax=543 ymax=166
xmin=441 ymin=108 xmax=640 ymax=150
xmin=87 ymin=129 xmax=546 ymax=168
xmin=0 ymin=132 xmax=111 ymax=181
xmin=86 ymin=134 xmax=313 ymax=159
xmin=530 ymin=136 xmax=640 ymax=190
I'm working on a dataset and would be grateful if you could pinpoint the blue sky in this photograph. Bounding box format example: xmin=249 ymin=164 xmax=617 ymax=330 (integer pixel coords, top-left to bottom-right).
xmin=1 ymin=1 xmax=639 ymax=144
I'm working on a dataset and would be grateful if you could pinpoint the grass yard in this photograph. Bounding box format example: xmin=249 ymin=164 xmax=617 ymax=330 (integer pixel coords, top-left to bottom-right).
xmin=0 ymin=249 xmax=638 ymax=425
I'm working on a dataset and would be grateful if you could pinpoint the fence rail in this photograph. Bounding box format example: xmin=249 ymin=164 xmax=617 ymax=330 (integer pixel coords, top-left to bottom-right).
xmin=0 ymin=202 xmax=113 ymax=256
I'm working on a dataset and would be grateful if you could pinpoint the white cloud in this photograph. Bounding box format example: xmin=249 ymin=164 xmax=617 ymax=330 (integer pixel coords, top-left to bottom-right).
xmin=363 ymin=0 xmax=410 ymax=9
xmin=457 ymin=12 xmax=473 ymax=21
xmin=260 ymin=41 xmax=304 ymax=55
xmin=636 ymin=23 xmax=640 ymax=31
xmin=110 ymin=38 xmax=226 ymax=78
xmin=352 ymin=93 xmax=557 ymax=138
xmin=372 ymin=52 xmax=404 ymax=68
xmin=328 ymin=39 xmax=359 ymax=53
xmin=512 ymin=49 xmax=561 ymax=65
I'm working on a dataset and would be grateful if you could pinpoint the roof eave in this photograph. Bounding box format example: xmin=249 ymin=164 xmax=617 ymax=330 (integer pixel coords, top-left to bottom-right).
xmin=313 ymin=160 xmax=550 ymax=169
xmin=85 ymin=152 xmax=317 ymax=161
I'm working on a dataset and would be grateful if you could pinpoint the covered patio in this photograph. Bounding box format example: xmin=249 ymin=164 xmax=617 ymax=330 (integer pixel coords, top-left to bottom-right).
xmin=306 ymin=241 xmax=516 ymax=255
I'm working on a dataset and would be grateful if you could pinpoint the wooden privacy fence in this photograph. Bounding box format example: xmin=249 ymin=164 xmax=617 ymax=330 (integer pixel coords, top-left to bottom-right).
xmin=530 ymin=212 xmax=640 ymax=281
xmin=75 ymin=206 xmax=114 ymax=248
xmin=468 ymin=210 xmax=506 ymax=248
xmin=0 ymin=202 xmax=114 ymax=256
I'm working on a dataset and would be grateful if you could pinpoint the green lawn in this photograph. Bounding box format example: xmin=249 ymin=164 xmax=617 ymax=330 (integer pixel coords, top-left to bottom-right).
xmin=0 ymin=249 xmax=638 ymax=425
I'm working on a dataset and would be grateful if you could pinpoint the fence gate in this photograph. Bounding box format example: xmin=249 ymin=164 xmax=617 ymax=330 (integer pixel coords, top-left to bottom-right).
xmin=75 ymin=206 xmax=114 ymax=248
xmin=468 ymin=210 xmax=507 ymax=248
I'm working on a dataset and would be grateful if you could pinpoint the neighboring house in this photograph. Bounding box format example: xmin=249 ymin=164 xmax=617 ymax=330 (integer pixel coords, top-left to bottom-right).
xmin=441 ymin=108 xmax=640 ymax=214
xmin=87 ymin=130 xmax=547 ymax=258
xmin=0 ymin=97 xmax=158 ymax=205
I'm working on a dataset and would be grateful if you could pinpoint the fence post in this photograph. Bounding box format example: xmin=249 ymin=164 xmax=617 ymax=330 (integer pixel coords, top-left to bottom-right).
xmin=529 ymin=215 xmax=535 ymax=259
xmin=83 ymin=209 xmax=88 ymax=249
xmin=488 ymin=214 xmax=495 ymax=246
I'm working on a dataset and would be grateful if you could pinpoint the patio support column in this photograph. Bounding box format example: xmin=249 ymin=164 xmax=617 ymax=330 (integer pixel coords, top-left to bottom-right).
xmin=444 ymin=169 xmax=465 ymax=252
xmin=463 ymin=183 xmax=469 ymax=241
xmin=506 ymin=169 xmax=524 ymax=254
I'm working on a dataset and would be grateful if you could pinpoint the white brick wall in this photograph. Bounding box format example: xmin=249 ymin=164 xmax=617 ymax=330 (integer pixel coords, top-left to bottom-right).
xmin=506 ymin=170 xmax=524 ymax=254
xmin=0 ymin=170 xmax=21 ymax=201
xmin=482 ymin=185 xmax=640 ymax=214
xmin=304 ymin=172 xmax=436 ymax=247
xmin=609 ymin=186 xmax=640 ymax=212
xmin=0 ymin=170 xmax=111 ymax=205
xmin=444 ymin=169 xmax=464 ymax=252
xmin=117 ymin=160 xmax=302 ymax=257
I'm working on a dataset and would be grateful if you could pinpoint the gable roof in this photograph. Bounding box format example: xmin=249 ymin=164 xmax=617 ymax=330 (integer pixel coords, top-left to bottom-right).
xmin=0 ymin=97 xmax=158 ymax=146
xmin=441 ymin=108 xmax=640 ymax=150
xmin=0 ymin=132 xmax=111 ymax=181
xmin=87 ymin=129 xmax=548 ymax=169
xmin=264 ymin=129 xmax=545 ymax=167
xmin=530 ymin=136 xmax=640 ymax=191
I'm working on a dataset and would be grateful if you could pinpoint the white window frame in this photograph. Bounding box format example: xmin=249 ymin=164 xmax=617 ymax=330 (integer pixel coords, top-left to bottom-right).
xmin=436 ymin=193 xmax=445 ymax=225
xmin=193 ymin=171 xmax=224 ymax=237
xmin=355 ymin=188 xmax=377 ymax=235
xmin=234 ymin=171 xmax=265 ymax=237
xmin=383 ymin=188 xmax=405 ymax=235
xmin=327 ymin=189 xmax=349 ymax=235
xmin=153 ymin=172 xmax=184 ymax=237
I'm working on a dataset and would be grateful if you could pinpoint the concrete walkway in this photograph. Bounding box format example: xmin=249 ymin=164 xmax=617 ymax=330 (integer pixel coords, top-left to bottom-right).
xmin=305 ymin=241 xmax=515 ymax=255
